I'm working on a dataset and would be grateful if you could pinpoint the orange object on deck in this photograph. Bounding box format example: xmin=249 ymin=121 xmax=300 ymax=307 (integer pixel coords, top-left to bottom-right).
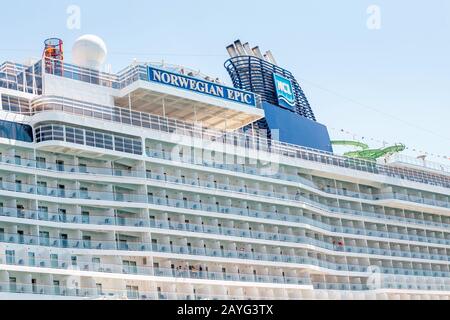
xmin=43 ymin=38 xmax=64 ymax=74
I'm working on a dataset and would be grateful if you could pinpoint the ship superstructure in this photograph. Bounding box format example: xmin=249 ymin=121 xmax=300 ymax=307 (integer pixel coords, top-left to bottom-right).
xmin=0 ymin=36 xmax=449 ymax=300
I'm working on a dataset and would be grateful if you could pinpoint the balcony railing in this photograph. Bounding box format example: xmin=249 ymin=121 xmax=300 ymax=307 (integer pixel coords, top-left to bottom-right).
xmin=313 ymin=281 xmax=450 ymax=292
xmin=2 ymin=153 xmax=450 ymax=232
xmin=1 ymin=204 xmax=450 ymax=266
xmin=0 ymin=61 xmax=43 ymax=94
xmin=0 ymin=221 xmax=449 ymax=272
xmin=1 ymin=167 xmax=450 ymax=246
xmin=0 ymin=212 xmax=450 ymax=277
xmin=0 ymin=281 xmax=284 ymax=300
xmin=388 ymin=154 xmax=450 ymax=175
xmin=1 ymin=176 xmax=450 ymax=260
xmin=2 ymin=280 xmax=449 ymax=299
xmin=34 ymin=124 xmax=143 ymax=156
xmin=2 ymin=255 xmax=450 ymax=293
xmin=0 ymin=255 xmax=311 ymax=287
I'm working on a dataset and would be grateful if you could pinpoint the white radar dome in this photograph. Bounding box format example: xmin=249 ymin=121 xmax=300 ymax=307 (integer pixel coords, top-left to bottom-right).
xmin=72 ymin=34 xmax=108 ymax=70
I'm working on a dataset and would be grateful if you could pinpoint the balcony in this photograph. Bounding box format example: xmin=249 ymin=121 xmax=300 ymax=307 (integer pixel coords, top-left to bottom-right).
xmin=0 ymin=254 xmax=312 ymax=287
xmin=1 ymin=173 xmax=450 ymax=250
xmin=0 ymin=229 xmax=449 ymax=274
xmin=2 ymin=152 xmax=450 ymax=232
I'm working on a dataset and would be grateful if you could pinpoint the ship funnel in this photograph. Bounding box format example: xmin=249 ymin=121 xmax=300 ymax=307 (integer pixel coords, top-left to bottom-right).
xmin=243 ymin=42 xmax=254 ymax=56
xmin=226 ymin=40 xmax=278 ymax=65
xmin=265 ymin=50 xmax=278 ymax=65
xmin=233 ymin=40 xmax=246 ymax=56
xmin=226 ymin=45 xmax=238 ymax=58
xmin=252 ymin=46 xmax=264 ymax=59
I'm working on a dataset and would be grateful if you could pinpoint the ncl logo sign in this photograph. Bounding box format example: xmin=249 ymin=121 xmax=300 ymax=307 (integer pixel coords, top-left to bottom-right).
xmin=273 ymin=73 xmax=296 ymax=111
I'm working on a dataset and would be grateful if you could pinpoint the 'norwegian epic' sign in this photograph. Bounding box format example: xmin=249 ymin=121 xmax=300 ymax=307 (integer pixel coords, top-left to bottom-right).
xmin=148 ymin=66 xmax=256 ymax=107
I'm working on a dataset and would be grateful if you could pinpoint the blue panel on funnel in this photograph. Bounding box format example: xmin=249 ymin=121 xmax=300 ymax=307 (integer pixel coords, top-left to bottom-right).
xmin=262 ymin=102 xmax=333 ymax=153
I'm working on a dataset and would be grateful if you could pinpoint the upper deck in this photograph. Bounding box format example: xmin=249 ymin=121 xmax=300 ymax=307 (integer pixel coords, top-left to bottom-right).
xmin=1 ymin=58 xmax=265 ymax=131
xmin=43 ymin=59 xmax=264 ymax=131
xmin=0 ymin=58 xmax=449 ymax=190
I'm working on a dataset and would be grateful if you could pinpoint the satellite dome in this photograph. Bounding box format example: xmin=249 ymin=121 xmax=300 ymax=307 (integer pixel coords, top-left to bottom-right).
xmin=72 ymin=34 xmax=107 ymax=70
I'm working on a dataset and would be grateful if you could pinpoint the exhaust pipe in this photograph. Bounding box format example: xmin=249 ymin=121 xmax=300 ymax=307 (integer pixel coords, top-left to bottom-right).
xmin=265 ymin=50 xmax=278 ymax=65
xmin=226 ymin=44 xmax=238 ymax=58
xmin=227 ymin=40 xmax=278 ymax=65
xmin=252 ymin=46 xmax=264 ymax=59
xmin=234 ymin=40 xmax=246 ymax=56
xmin=243 ymin=42 xmax=254 ymax=56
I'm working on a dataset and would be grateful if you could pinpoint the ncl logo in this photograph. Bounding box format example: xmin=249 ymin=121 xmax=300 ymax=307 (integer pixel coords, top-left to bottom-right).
xmin=277 ymin=81 xmax=292 ymax=96
xmin=273 ymin=73 xmax=296 ymax=111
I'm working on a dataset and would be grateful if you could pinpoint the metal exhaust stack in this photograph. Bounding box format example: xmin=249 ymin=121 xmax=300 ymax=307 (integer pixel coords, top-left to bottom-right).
xmin=227 ymin=40 xmax=279 ymax=66
xmin=226 ymin=44 xmax=238 ymax=58
xmin=252 ymin=46 xmax=264 ymax=59
xmin=265 ymin=50 xmax=278 ymax=65
xmin=234 ymin=40 xmax=246 ymax=56
xmin=243 ymin=42 xmax=254 ymax=56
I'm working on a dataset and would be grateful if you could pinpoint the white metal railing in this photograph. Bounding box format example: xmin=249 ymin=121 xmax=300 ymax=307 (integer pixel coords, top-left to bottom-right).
xmin=2 ymin=151 xmax=450 ymax=214
xmin=34 ymin=123 xmax=143 ymax=155
xmin=0 ymin=61 xmax=43 ymax=95
xmin=31 ymin=96 xmax=230 ymax=142
xmin=2 ymin=254 xmax=450 ymax=291
xmin=0 ymin=281 xmax=293 ymax=300
xmin=387 ymin=154 xmax=450 ymax=175
xmin=2 ymin=202 xmax=450 ymax=263
xmin=0 ymin=254 xmax=311 ymax=287
xmin=2 ymin=153 xmax=450 ymax=236
xmin=1 ymin=226 xmax=449 ymax=272
xmin=1 ymin=178 xmax=450 ymax=264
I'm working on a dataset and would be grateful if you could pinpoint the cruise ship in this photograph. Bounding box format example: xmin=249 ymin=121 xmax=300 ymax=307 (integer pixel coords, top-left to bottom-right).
xmin=0 ymin=35 xmax=449 ymax=300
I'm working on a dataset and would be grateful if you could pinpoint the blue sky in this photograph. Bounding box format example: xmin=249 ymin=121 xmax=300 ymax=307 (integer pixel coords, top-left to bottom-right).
xmin=1 ymin=0 xmax=449 ymax=160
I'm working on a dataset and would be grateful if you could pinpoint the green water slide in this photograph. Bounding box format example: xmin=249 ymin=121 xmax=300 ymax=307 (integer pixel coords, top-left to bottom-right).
xmin=331 ymin=140 xmax=406 ymax=161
